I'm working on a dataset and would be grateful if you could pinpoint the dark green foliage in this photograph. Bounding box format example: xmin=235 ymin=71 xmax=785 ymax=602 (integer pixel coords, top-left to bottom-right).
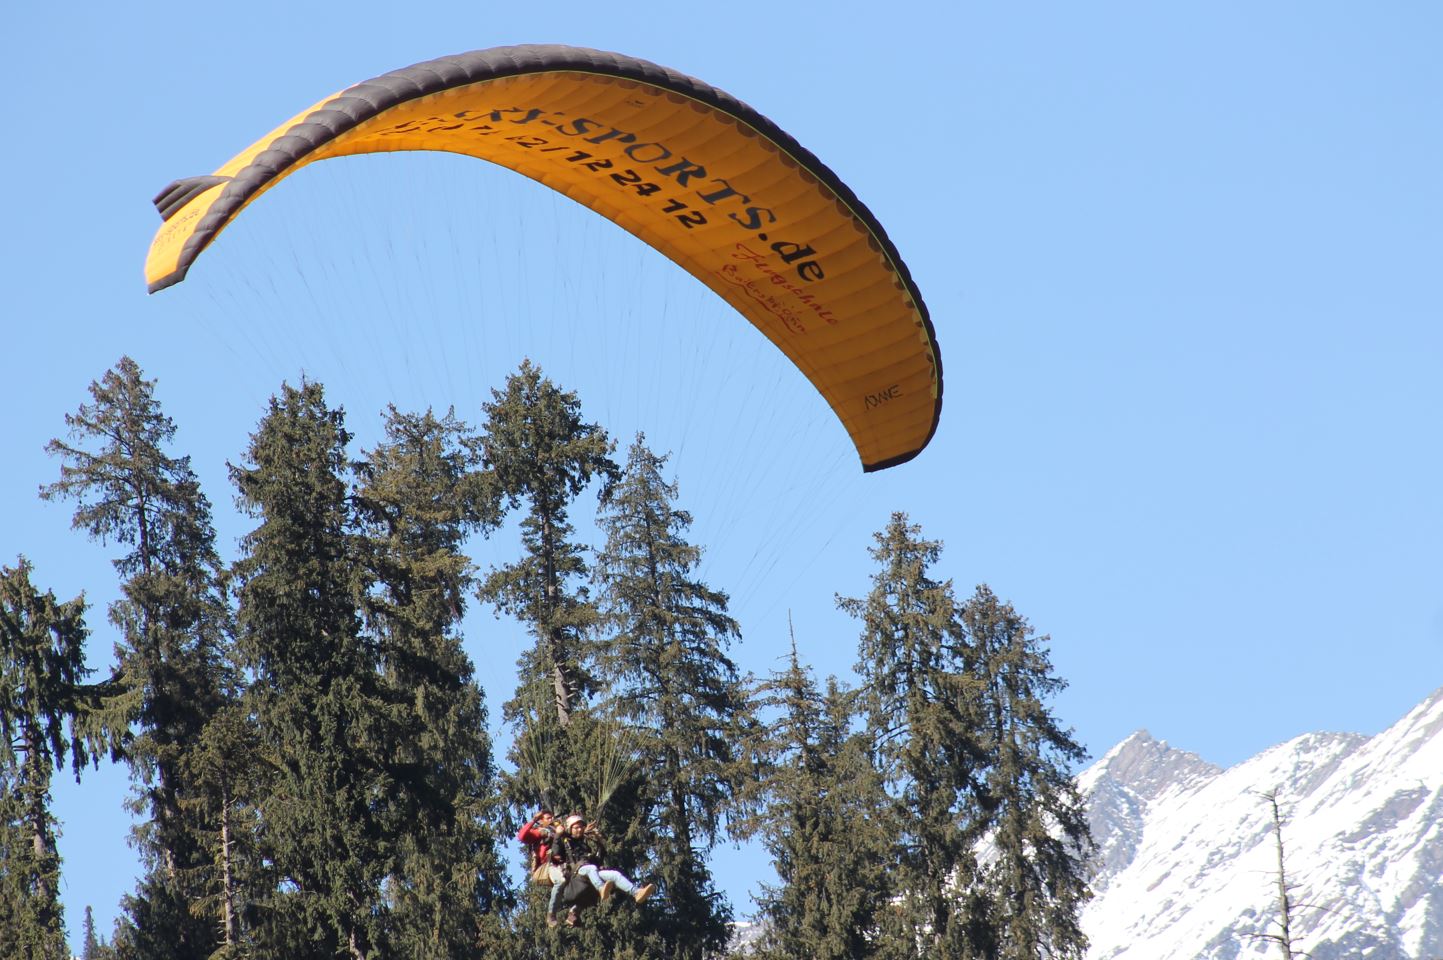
xmin=104 ymin=699 xmax=270 ymax=959
xmin=80 ymin=904 xmax=116 ymax=959
xmin=477 ymin=364 xmax=683 ymax=959
xmin=42 ymin=357 xmax=234 ymax=958
xmin=476 ymin=359 xmax=620 ymax=849
xmin=42 ymin=357 xmax=208 ymax=582
xmin=962 ymin=585 xmax=1091 ymax=960
xmin=742 ymin=641 xmax=895 ymax=960
xmin=82 ymin=905 xmax=101 ymax=958
xmin=16 ymin=360 xmax=1099 ymax=960
xmin=840 ymin=514 xmax=1093 ymax=960
xmin=0 ymin=771 xmax=48 ymax=960
xmin=111 ymin=876 xmax=213 ymax=960
xmin=594 ymin=436 xmax=752 ymax=960
xmin=0 ymin=767 xmax=67 ymax=960
xmin=353 ymin=406 xmax=512 ymax=957
xmin=166 ymin=700 xmax=270 ymax=959
xmin=231 ymin=381 xmax=393 ymax=959
xmin=478 ymin=359 xmax=617 ymax=733
xmin=0 ymin=559 xmax=113 ymax=960
xmin=839 ymin=513 xmax=985 ymax=959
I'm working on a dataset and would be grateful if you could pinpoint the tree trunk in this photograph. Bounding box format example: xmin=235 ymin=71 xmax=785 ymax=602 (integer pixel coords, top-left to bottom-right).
xmin=541 ymin=507 xmax=573 ymax=727
xmin=23 ymin=726 xmax=61 ymax=918
xmin=552 ymin=654 xmax=572 ymax=727
xmin=1269 ymin=792 xmax=1295 ymax=960
xmin=220 ymin=788 xmax=237 ymax=948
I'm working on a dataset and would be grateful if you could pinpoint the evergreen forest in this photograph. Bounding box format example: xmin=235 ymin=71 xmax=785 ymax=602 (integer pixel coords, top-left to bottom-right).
xmin=2 ymin=357 xmax=1093 ymax=960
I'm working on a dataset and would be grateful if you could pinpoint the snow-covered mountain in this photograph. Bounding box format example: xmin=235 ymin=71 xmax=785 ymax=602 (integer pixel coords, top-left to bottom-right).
xmin=1079 ymin=687 xmax=1443 ymax=959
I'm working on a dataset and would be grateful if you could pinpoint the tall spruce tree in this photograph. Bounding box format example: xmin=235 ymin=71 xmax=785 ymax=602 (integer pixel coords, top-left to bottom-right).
xmin=742 ymin=640 xmax=895 ymax=960
xmin=0 ymin=768 xmax=39 ymax=958
xmin=41 ymin=357 xmax=233 ymax=959
xmin=477 ymin=363 xmax=653 ymax=959
xmin=962 ymin=585 xmax=1091 ymax=960
xmin=173 ymin=698 xmax=268 ymax=959
xmin=593 ymin=436 xmax=751 ymax=960
xmin=353 ymin=406 xmax=511 ymax=957
xmin=231 ymin=380 xmax=392 ymax=959
xmin=479 ymin=360 xmax=616 ymax=730
xmin=477 ymin=360 xmax=616 ymax=813
xmin=80 ymin=904 xmax=118 ymax=959
xmin=839 ymin=513 xmax=987 ymax=959
xmin=81 ymin=905 xmax=103 ymax=958
xmin=0 ymin=559 xmax=121 ymax=960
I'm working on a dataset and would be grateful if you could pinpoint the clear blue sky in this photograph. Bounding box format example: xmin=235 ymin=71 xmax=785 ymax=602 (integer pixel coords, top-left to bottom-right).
xmin=4 ymin=1 xmax=1441 ymax=949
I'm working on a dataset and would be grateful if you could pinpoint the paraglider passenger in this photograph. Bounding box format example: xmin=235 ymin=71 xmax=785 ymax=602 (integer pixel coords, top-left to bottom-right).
xmin=549 ymin=813 xmax=655 ymax=927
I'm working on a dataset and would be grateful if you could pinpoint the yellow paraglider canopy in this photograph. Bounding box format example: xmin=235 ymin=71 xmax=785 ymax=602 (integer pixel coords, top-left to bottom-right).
xmin=145 ymin=45 xmax=942 ymax=471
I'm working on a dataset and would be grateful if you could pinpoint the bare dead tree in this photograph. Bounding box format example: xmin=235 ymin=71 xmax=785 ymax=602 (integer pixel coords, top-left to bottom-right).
xmin=1247 ymin=789 xmax=1322 ymax=960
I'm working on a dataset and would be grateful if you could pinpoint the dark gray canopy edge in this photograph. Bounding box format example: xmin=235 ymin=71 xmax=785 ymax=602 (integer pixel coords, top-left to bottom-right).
xmin=148 ymin=44 xmax=941 ymax=468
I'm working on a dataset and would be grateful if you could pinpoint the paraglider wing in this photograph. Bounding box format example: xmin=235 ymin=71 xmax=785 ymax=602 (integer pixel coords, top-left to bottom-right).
xmin=145 ymin=45 xmax=942 ymax=471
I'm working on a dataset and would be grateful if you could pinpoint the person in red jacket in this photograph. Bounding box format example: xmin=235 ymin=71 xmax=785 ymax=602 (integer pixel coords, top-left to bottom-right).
xmin=518 ymin=810 xmax=566 ymax=924
xmin=518 ymin=809 xmax=555 ymax=869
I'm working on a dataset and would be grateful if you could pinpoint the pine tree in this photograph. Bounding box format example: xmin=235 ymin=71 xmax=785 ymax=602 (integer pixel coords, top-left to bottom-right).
xmin=82 ymin=905 xmax=101 ymax=958
xmin=593 ymin=436 xmax=752 ymax=960
xmin=962 ymin=585 xmax=1091 ymax=960
xmin=80 ymin=904 xmax=117 ymax=959
xmin=478 ymin=364 xmax=672 ymax=959
xmin=352 ymin=406 xmax=511 ymax=957
xmin=838 ymin=513 xmax=987 ymax=959
xmin=479 ymin=359 xmax=616 ymax=733
xmin=230 ymin=380 xmax=391 ymax=959
xmin=0 ymin=769 xmax=34 ymax=957
xmin=42 ymin=357 xmax=233 ymax=958
xmin=0 ymin=559 xmax=121 ymax=960
xmin=742 ymin=639 xmax=895 ymax=960
xmin=477 ymin=360 xmax=616 ymax=821
xmin=172 ymin=699 xmax=268 ymax=959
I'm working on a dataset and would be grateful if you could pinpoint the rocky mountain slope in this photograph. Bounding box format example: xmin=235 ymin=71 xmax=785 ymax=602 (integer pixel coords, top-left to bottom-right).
xmin=1078 ymin=687 xmax=1443 ymax=959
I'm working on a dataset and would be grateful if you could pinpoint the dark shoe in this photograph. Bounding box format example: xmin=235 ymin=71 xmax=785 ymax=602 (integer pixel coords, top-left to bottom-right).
xmin=546 ymin=913 xmax=559 ymax=928
xmin=600 ymin=879 xmax=617 ymax=901
xmin=565 ymin=908 xmax=579 ymax=927
xmin=633 ymin=882 xmax=656 ymax=904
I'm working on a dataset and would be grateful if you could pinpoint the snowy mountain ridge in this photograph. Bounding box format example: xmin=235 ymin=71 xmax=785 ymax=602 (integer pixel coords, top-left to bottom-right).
xmin=1078 ymin=687 xmax=1443 ymax=959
